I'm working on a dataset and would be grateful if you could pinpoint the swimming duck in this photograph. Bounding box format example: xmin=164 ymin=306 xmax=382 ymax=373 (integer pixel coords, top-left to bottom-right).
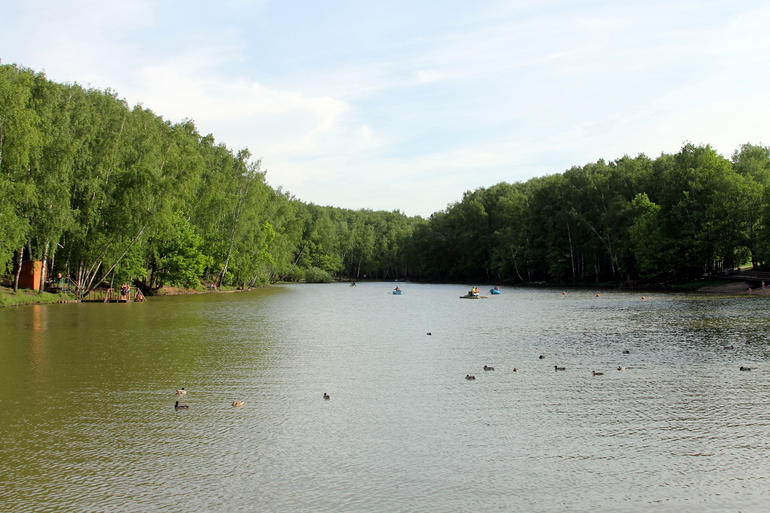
xmin=539 ymin=355 xmax=546 ymax=359
xmin=174 ymin=401 xmax=189 ymax=409
xmin=484 ymin=365 xmax=495 ymax=371
xmin=465 ymin=375 xmax=476 ymax=380
xmin=323 ymin=393 xmax=330 ymax=400
xmin=622 ymin=350 xmax=630 ymax=354
xmin=739 ymin=366 xmax=752 ymax=371
xmin=617 ymin=366 xmax=627 ymax=371
xmin=176 ymin=388 xmax=187 ymax=395
xmin=592 ymin=370 xmax=604 ymax=376
xmin=232 ymin=401 xmax=244 ymax=407
xmin=512 ymin=368 xmax=518 ymax=372
xmin=554 ymin=366 xmax=566 ymax=371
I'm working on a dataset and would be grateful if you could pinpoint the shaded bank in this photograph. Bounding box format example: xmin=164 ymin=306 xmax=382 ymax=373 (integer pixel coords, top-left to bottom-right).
xmin=697 ymin=281 xmax=770 ymax=295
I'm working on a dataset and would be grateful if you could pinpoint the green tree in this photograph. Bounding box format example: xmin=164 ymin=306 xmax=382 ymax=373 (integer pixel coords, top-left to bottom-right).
xmin=147 ymin=213 xmax=211 ymax=289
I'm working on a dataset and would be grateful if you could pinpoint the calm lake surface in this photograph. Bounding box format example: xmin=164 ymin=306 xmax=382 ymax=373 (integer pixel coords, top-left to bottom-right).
xmin=2 ymin=283 xmax=770 ymax=512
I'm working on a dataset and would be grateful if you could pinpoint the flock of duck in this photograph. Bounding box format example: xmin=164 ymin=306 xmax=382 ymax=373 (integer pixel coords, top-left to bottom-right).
xmin=171 ymin=344 xmax=754 ymax=407
xmin=464 ymin=353 xmax=631 ymax=381
xmin=173 ymin=387 xmax=247 ymax=410
xmin=172 ymin=387 xmax=331 ymax=409
xmin=463 ymin=350 xmax=754 ymax=380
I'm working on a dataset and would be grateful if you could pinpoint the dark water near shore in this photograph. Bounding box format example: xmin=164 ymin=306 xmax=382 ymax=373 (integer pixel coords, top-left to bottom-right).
xmin=2 ymin=283 xmax=770 ymax=512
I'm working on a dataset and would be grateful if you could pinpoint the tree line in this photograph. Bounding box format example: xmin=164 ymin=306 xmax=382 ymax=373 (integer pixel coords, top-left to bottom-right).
xmin=414 ymin=143 xmax=770 ymax=284
xmin=0 ymin=64 xmax=421 ymax=295
xmin=2 ymin=64 xmax=769 ymax=294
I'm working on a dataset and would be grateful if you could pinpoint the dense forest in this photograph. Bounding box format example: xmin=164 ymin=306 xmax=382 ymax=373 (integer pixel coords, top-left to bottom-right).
xmin=2 ymin=64 xmax=770 ymax=295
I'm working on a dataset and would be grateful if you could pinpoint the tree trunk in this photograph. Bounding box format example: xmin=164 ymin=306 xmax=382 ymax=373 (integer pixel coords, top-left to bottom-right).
xmin=511 ymin=246 xmax=525 ymax=283
xmin=567 ymin=222 xmax=575 ymax=282
xmin=13 ymin=246 xmax=24 ymax=292
xmin=38 ymin=241 xmax=50 ymax=292
xmin=283 ymin=243 xmax=307 ymax=281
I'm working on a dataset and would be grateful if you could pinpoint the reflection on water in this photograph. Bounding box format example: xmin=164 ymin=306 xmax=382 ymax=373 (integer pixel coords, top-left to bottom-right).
xmin=2 ymin=284 xmax=770 ymax=512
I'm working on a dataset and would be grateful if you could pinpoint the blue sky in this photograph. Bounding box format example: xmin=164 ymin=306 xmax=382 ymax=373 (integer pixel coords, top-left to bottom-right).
xmin=1 ymin=0 xmax=768 ymax=217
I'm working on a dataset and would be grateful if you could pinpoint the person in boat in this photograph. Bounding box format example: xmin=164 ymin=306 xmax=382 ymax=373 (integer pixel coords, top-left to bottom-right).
xmin=493 ymin=286 xmax=500 ymax=291
xmin=468 ymin=286 xmax=479 ymax=295
xmin=394 ymin=286 xmax=401 ymax=292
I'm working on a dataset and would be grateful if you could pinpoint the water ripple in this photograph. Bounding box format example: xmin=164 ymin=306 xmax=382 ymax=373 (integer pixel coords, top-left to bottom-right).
xmin=3 ymin=285 xmax=770 ymax=511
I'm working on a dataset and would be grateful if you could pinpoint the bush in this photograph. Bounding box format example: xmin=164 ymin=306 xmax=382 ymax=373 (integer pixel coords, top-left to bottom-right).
xmin=284 ymin=268 xmax=305 ymax=282
xmin=303 ymin=267 xmax=333 ymax=283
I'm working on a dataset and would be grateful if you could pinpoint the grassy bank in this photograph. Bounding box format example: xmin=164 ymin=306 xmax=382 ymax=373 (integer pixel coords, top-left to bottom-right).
xmin=0 ymin=279 xmax=257 ymax=307
xmin=0 ymin=285 xmax=76 ymax=307
xmin=152 ymin=283 xmax=244 ymax=295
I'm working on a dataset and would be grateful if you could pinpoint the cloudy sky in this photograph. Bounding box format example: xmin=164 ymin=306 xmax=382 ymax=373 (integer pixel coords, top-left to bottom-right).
xmin=1 ymin=0 xmax=768 ymax=217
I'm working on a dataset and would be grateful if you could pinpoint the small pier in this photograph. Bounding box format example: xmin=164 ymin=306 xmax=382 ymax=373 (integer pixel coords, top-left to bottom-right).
xmin=81 ymin=288 xmax=146 ymax=303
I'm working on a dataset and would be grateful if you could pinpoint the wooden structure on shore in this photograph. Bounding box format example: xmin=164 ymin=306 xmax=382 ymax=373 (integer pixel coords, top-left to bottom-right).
xmin=16 ymin=261 xmax=44 ymax=291
xmin=81 ymin=288 xmax=146 ymax=303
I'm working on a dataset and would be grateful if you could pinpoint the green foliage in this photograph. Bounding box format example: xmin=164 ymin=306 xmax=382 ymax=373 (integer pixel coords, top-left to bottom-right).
xmin=628 ymin=193 xmax=665 ymax=277
xmin=147 ymin=214 xmax=212 ymax=289
xmin=410 ymin=144 xmax=770 ymax=284
xmin=284 ymin=267 xmax=305 ymax=282
xmin=112 ymin=243 xmax=148 ymax=285
xmin=303 ymin=267 xmax=333 ymax=283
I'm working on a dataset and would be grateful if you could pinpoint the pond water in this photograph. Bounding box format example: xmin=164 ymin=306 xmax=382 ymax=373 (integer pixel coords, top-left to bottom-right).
xmin=2 ymin=283 xmax=770 ymax=512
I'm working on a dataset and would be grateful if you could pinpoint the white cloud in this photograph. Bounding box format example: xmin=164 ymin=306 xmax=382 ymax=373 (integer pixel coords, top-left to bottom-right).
xmin=134 ymin=64 xmax=349 ymax=151
xmin=414 ymin=70 xmax=440 ymax=83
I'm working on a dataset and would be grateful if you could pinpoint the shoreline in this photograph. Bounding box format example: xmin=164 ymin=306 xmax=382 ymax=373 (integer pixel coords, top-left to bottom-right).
xmin=0 ymin=283 xmax=249 ymax=307
xmin=3 ymin=279 xmax=767 ymax=308
xmin=695 ymin=280 xmax=770 ymax=295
